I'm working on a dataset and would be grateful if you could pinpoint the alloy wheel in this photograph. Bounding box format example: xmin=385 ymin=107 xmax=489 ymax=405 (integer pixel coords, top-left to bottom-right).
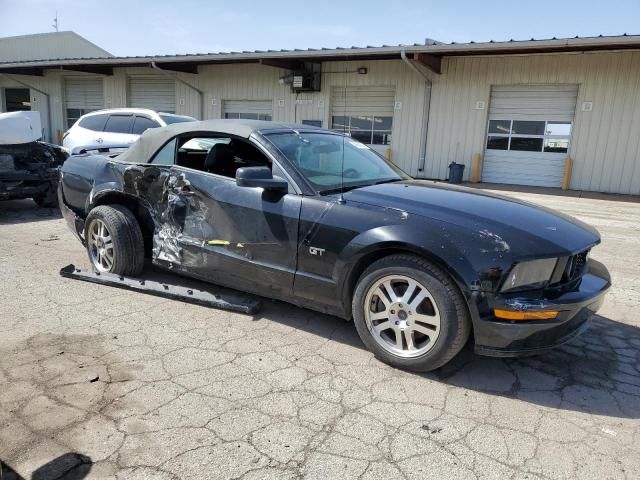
xmin=88 ymin=219 xmax=114 ymax=272
xmin=363 ymin=274 xmax=441 ymax=358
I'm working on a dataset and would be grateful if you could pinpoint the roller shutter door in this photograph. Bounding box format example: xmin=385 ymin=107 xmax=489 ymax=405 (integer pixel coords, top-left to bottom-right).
xmin=128 ymin=76 xmax=176 ymax=113
xmin=331 ymin=86 xmax=395 ymax=117
xmin=330 ymin=86 xmax=395 ymax=154
xmin=223 ymin=100 xmax=272 ymax=120
xmin=64 ymin=77 xmax=104 ymax=127
xmin=482 ymin=85 xmax=578 ymax=187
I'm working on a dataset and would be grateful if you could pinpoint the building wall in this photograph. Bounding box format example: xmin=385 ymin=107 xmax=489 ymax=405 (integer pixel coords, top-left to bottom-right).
xmin=1 ymin=59 xmax=430 ymax=175
xmin=426 ymin=50 xmax=640 ymax=195
xmin=3 ymin=50 xmax=640 ymax=194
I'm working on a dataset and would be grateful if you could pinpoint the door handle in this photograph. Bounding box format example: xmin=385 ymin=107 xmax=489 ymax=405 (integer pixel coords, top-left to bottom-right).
xmin=96 ymin=138 xmax=103 ymax=143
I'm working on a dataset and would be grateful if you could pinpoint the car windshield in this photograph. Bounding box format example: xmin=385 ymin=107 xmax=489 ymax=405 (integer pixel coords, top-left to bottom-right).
xmin=265 ymin=132 xmax=407 ymax=193
xmin=159 ymin=114 xmax=196 ymax=125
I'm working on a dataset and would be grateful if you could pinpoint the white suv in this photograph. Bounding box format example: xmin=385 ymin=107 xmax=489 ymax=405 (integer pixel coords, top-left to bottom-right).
xmin=63 ymin=108 xmax=195 ymax=154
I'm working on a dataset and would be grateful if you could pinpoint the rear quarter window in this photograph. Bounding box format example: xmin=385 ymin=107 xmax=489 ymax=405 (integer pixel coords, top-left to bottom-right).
xmin=104 ymin=115 xmax=133 ymax=134
xmin=78 ymin=114 xmax=108 ymax=131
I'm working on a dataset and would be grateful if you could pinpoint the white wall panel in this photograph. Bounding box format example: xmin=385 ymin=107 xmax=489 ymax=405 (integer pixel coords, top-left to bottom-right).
xmin=426 ymin=50 xmax=640 ymax=194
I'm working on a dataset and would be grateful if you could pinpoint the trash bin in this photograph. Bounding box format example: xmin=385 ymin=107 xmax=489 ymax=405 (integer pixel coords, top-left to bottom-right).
xmin=448 ymin=162 xmax=465 ymax=184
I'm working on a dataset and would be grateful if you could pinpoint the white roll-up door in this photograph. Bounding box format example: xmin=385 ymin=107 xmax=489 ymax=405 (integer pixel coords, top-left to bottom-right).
xmin=128 ymin=76 xmax=176 ymax=113
xmin=64 ymin=77 xmax=104 ymax=127
xmin=223 ymin=100 xmax=272 ymax=120
xmin=482 ymin=85 xmax=578 ymax=187
xmin=330 ymin=86 xmax=395 ymax=117
xmin=330 ymin=86 xmax=395 ymax=154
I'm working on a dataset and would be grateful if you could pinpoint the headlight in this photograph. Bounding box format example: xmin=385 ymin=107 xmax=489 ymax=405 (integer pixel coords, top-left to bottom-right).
xmin=501 ymin=258 xmax=558 ymax=292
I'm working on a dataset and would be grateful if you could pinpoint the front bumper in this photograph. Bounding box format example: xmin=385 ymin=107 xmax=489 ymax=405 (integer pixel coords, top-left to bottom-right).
xmin=473 ymin=259 xmax=610 ymax=357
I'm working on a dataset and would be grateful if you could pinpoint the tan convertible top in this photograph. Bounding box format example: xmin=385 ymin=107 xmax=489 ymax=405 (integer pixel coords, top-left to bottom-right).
xmin=116 ymin=119 xmax=309 ymax=163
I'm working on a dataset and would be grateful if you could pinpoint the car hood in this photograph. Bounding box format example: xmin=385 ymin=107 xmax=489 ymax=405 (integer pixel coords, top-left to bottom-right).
xmin=344 ymin=180 xmax=600 ymax=256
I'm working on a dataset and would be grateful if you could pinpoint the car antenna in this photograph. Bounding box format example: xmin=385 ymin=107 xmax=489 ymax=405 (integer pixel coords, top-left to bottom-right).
xmin=338 ymin=63 xmax=347 ymax=204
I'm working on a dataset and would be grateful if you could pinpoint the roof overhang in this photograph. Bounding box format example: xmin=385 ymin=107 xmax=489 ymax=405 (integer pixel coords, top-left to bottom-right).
xmin=1 ymin=35 xmax=639 ymax=76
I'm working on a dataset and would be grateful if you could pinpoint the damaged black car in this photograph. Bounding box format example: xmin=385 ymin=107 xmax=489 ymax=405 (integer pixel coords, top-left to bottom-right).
xmin=0 ymin=112 xmax=67 ymax=207
xmin=58 ymin=119 xmax=611 ymax=371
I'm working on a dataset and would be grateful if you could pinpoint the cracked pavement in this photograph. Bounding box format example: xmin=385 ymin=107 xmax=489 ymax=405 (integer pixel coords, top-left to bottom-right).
xmin=1 ymin=188 xmax=639 ymax=479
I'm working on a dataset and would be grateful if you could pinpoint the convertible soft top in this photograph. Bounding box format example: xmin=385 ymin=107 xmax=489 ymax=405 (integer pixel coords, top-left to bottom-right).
xmin=116 ymin=119 xmax=309 ymax=163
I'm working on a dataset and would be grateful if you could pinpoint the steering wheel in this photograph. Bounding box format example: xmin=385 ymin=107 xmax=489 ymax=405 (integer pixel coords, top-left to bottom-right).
xmin=343 ymin=168 xmax=360 ymax=179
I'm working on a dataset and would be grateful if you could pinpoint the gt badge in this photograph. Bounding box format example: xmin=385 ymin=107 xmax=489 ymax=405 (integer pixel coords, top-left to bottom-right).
xmin=309 ymin=246 xmax=325 ymax=256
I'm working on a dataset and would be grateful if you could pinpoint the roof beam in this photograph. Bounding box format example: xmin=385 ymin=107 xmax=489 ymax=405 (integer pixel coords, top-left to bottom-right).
xmin=60 ymin=65 xmax=114 ymax=75
xmin=259 ymin=58 xmax=304 ymax=70
xmin=152 ymin=62 xmax=199 ymax=74
xmin=411 ymin=53 xmax=442 ymax=74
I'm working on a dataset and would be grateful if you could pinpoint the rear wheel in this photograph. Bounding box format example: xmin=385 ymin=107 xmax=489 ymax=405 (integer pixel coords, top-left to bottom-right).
xmin=352 ymin=254 xmax=470 ymax=371
xmin=84 ymin=205 xmax=144 ymax=276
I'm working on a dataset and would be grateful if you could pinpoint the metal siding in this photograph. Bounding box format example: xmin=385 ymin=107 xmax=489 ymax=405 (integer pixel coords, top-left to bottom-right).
xmin=426 ymin=51 xmax=640 ymax=194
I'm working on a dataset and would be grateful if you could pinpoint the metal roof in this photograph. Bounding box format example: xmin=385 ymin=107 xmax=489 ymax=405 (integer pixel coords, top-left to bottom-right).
xmin=1 ymin=34 xmax=640 ymax=74
xmin=0 ymin=31 xmax=113 ymax=63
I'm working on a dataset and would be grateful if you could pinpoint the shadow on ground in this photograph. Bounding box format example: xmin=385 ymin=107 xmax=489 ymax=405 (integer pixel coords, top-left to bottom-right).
xmin=0 ymin=199 xmax=61 ymax=226
xmin=259 ymin=299 xmax=640 ymax=420
xmin=1 ymin=453 xmax=92 ymax=480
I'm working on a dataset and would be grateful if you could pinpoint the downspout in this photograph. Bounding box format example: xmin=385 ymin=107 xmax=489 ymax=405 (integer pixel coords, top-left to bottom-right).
xmin=400 ymin=49 xmax=432 ymax=176
xmin=150 ymin=61 xmax=204 ymax=120
xmin=0 ymin=73 xmax=52 ymax=142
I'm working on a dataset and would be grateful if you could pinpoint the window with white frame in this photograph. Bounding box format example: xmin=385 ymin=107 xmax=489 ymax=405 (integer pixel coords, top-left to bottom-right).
xmin=486 ymin=120 xmax=572 ymax=153
xmin=331 ymin=115 xmax=392 ymax=146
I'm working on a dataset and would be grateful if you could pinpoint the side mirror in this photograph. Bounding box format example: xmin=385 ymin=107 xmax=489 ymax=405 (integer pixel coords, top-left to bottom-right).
xmin=236 ymin=166 xmax=288 ymax=193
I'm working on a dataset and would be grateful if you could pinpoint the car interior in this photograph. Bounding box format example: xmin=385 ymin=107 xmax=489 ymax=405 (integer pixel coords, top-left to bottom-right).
xmin=175 ymin=135 xmax=272 ymax=178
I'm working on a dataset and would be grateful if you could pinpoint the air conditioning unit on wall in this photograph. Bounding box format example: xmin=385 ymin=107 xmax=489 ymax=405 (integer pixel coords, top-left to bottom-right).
xmin=291 ymin=63 xmax=321 ymax=93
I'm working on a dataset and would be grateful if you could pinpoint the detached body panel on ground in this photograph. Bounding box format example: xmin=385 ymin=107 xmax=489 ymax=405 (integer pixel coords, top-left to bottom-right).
xmin=58 ymin=119 xmax=611 ymax=370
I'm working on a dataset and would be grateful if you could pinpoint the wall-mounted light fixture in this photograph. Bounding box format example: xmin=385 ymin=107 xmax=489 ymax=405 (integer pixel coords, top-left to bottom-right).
xmin=357 ymin=67 xmax=368 ymax=74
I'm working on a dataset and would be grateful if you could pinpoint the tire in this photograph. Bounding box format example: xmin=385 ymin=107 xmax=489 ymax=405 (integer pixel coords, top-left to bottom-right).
xmin=352 ymin=254 xmax=471 ymax=372
xmin=84 ymin=205 xmax=145 ymax=276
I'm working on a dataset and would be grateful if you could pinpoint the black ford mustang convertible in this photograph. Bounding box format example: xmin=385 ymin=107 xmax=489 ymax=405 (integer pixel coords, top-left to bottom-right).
xmin=58 ymin=120 xmax=610 ymax=371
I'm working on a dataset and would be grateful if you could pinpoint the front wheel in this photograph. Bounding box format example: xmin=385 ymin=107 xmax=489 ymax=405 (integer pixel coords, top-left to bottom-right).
xmin=352 ymin=254 xmax=471 ymax=372
xmin=84 ymin=205 xmax=144 ymax=276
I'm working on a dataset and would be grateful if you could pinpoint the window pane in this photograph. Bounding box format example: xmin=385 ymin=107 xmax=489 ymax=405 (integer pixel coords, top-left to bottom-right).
xmin=238 ymin=113 xmax=258 ymax=120
xmin=224 ymin=112 xmax=239 ymax=119
xmin=487 ymin=136 xmax=509 ymax=150
xmin=371 ymin=131 xmax=392 ymax=145
xmin=331 ymin=116 xmax=348 ymax=131
xmin=373 ymin=116 xmax=392 ymax=130
xmin=132 ymin=116 xmax=160 ymax=135
xmin=546 ymin=122 xmax=572 ymax=136
xmin=151 ymin=139 xmax=176 ymax=165
xmin=258 ymin=114 xmax=272 ymax=121
xmin=512 ymin=121 xmax=545 ymax=135
xmin=543 ymin=138 xmax=569 ymax=153
xmin=488 ymin=120 xmax=511 ymax=134
xmin=302 ymin=120 xmax=322 ymax=127
xmin=104 ymin=115 xmax=132 ymax=134
xmin=349 ymin=116 xmax=373 ymax=131
xmin=351 ymin=130 xmax=372 ymax=144
xmin=78 ymin=113 xmax=108 ymax=132
xmin=510 ymin=137 xmax=543 ymax=152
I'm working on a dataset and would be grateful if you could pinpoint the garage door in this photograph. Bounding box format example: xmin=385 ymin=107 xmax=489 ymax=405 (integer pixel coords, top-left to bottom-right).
xmin=482 ymin=85 xmax=578 ymax=187
xmin=64 ymin=77 xmax=104 ymax=127
xmin=223 ymin=100 xmax=272 ymax=120
xmin=331 ymin=86 xmax=394 ymax=154
xmin=128 ymin=76 xmax=176 ymax=113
